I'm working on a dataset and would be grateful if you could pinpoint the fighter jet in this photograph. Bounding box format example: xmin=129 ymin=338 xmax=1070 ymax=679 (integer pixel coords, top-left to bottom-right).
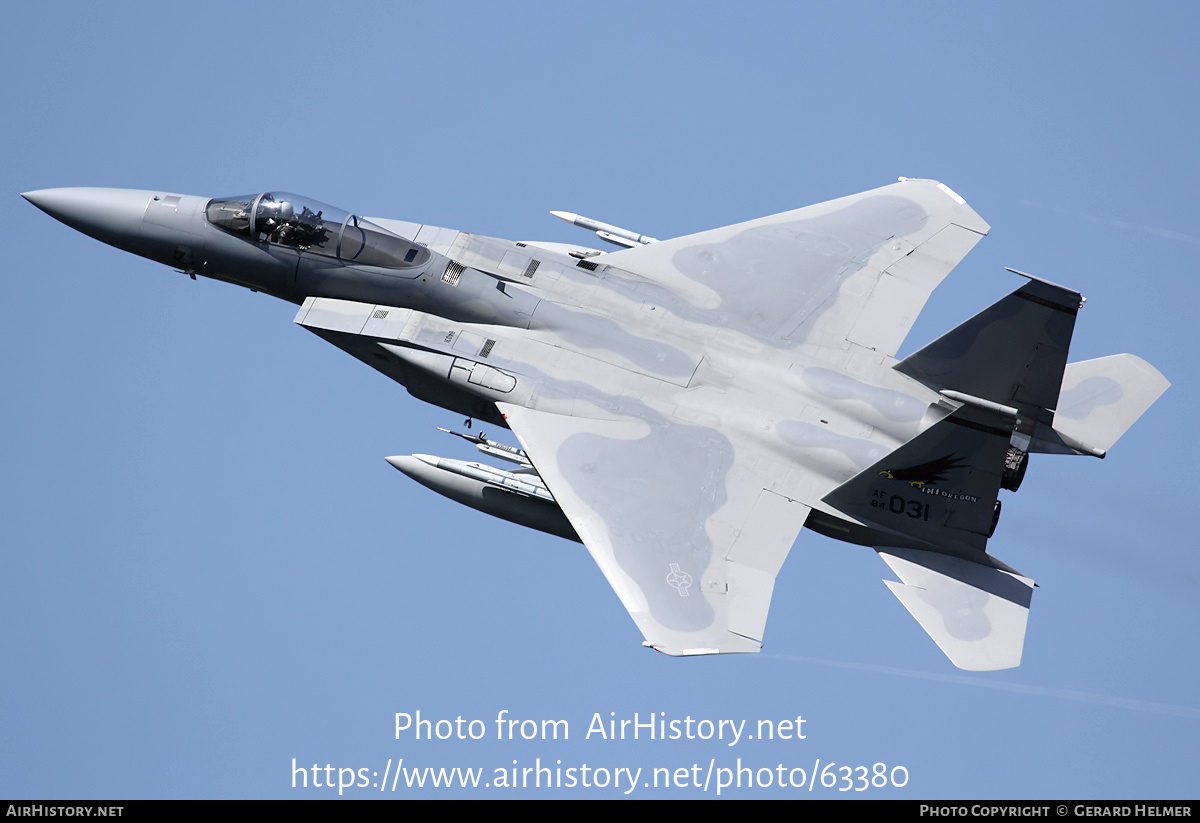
xmin=23 ymin=180 xmax=1168 ymax=670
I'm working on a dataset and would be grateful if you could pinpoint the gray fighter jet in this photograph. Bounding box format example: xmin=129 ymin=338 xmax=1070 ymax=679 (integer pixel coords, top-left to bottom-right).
xmin=23 ymin=180 xmax=1168 ymax=670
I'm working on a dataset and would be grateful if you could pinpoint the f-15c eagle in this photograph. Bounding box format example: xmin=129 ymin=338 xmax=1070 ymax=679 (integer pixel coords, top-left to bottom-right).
xmin=24 ymin=179 xmax=1167 ymax=670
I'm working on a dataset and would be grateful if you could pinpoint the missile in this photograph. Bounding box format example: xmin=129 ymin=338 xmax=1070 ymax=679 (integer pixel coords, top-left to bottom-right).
xmin=386 ymin=454 xmax=579 ymax=542
xmin=549 ymin=211 xmax=658 ymax=247
xmin=437 ymin=427 xmax=531 ymax=466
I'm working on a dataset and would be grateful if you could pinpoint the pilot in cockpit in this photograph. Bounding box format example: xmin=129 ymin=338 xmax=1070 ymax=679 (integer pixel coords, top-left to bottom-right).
xmin=253 ymin=196 xmax=292 ymax=239
xmin=257 ymin=197 xmax=328 ymax=249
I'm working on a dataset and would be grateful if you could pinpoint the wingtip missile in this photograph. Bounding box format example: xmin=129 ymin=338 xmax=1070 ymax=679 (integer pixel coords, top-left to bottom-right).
xmin=549 ymin=210 xmax=658 ymax=247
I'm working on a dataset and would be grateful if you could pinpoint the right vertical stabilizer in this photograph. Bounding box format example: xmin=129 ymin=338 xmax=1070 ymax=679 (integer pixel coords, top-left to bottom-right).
xmin=895 ymin=275 xmax=1081 ymax=413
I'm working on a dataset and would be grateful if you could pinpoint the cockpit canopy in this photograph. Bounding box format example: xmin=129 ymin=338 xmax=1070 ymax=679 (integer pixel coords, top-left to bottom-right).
xmin=205 ymin=192 xmax=430 ymax=269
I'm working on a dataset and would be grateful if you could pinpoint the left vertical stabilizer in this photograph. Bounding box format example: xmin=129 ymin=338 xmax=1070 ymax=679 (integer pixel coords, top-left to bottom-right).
xmin=822 ymin=402 xmax=1017 ymax=553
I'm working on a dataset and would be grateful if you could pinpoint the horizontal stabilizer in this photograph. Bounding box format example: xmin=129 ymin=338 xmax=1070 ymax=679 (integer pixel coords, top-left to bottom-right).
xmin=896 ymin=275 xmax=1080 ymax=413
xmin=1048 ymin=354 xmax=1170 ymax=455
xmin=878 ymin=548 xmax=1034 ymax=671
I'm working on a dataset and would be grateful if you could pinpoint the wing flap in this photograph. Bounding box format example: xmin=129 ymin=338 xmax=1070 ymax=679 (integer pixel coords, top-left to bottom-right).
xmin=725 ymin=490 xmax=812 ymax=643
xmin=878 ymin=547 xmax=1034 ymax=671
xmin=845 ymin=222 xmax=988 ymax=354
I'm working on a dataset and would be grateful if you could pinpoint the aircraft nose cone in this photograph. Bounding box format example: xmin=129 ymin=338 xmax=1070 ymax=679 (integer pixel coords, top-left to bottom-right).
xmin=22 ymin=187 xmax=154 ymax=245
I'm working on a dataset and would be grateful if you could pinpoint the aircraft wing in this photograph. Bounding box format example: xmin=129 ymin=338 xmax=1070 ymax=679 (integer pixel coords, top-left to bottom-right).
xmin=600 ymin=178 xmax=990 ymax=357
xmin=497 ymin=401 xmax=812 ymax=655
xmin=293 ymin=296 xmax=814 ymax=655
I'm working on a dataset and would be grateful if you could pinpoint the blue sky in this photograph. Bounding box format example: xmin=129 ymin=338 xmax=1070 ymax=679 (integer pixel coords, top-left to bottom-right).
xmin=3 ymin=1 xmax=1197 ymax=798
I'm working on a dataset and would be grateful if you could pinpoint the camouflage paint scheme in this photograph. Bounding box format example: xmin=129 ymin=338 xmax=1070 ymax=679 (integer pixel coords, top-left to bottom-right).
xmin=23 ymin=180 xmax=1168 ymax=669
